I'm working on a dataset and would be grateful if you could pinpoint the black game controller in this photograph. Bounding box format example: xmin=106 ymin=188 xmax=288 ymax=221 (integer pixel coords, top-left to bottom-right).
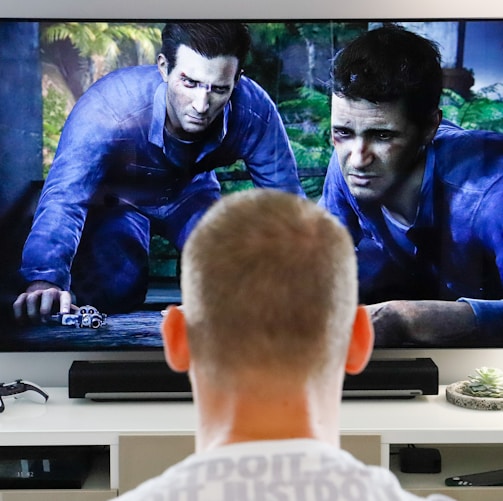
xmin=0 ymin=379 xmax=49 ymax=412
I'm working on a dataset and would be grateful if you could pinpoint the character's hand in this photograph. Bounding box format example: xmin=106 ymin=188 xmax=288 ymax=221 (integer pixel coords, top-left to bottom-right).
xmin=13 ymin=281 xmax=75 ymax=324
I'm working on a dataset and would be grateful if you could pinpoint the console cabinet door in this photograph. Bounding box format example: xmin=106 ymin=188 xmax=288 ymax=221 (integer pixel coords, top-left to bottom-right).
xmin=341 ymin=434 xmax=382 ymax=466
xmin=118 ymin=434 xmax=195 ymax=496
xmin=118 ymin=433 xmax=381 ymax=496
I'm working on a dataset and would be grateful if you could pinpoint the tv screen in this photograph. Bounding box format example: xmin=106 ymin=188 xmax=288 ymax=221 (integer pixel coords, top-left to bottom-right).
xmin=0 ymin=18 xmax=502 ymax=354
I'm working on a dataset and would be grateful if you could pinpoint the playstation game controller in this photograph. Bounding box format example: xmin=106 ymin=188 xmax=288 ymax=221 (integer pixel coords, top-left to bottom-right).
xmin=0 ymin=379 xmax=49 ymax=412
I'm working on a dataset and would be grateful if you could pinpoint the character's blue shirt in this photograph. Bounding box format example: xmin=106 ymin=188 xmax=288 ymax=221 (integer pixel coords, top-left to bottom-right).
xmin=21 ymin=65 xmax=303 ymax=290
xmin=320 ymin=121 xmax=503 ymax=341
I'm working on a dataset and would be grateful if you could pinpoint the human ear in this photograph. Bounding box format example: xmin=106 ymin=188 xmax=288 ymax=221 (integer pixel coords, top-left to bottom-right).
xmin=345 ymin=306 xmax=374 ymax=375
xmin=235 ymin=69 xmax=244 ymax=84
xmin=422 ymin=109 xmax=442 ymax=145
xmin=160 ymin=305 xmax=190 ymax=372
xmin=157 ymin=53 xmax=169 ymax=82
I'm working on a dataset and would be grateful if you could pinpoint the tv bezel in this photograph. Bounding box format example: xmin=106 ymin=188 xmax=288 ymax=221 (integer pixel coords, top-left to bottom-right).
xmin=1 ymin=0 xmax=502 ymax=387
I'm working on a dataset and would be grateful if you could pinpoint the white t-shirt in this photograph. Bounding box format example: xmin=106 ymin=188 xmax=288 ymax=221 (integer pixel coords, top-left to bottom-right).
xmin=114 ymin=439 xmax=454 ymax=501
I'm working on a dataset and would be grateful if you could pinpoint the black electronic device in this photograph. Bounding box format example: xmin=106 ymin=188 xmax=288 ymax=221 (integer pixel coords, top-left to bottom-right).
xmin=0 ymin=379 xmax=49 ymax=412
xmin=399 ymin=446 xmax=442 ymax=473
xmin=0 ymin=446 xmax=99 ymax=489
xmin=445 ymin=468 xmax=503 ymax=487
xmin=68 ymin=360 xmax=192 ymax=400
xmin=69 ymin=357 xmax=438 ymax=400
xmin=1 ymin=16 xmax=503 ymax=395
xmin=343 ymin=358 xmax=438 ymax=398
xmin=1 ymin=19 xmax=503 ymax=357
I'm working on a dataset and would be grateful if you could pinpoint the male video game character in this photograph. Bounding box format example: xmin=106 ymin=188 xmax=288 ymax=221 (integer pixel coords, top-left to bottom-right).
xmin=14 ymin=22 xmax=303 ymax=323
xmin=320 ymin=25 xmax=503 ymax=347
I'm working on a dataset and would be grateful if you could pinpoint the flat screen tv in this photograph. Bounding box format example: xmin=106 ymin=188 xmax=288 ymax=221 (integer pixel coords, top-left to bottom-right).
xmin=0 ymin=0 xmax=502 ymax=386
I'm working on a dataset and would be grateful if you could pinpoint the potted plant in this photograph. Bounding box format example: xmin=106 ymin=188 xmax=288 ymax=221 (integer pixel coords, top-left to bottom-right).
xmin=446 ymin=367 xmax=503 ymax=410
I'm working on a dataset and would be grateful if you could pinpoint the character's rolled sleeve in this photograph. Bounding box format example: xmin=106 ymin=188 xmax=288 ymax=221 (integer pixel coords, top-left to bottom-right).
xmin=457 ymin=298 xmax=503 ymax=342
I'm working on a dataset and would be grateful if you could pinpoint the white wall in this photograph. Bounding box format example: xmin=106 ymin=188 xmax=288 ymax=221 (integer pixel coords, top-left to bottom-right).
xmin=0 ymin=351 xmax=165 ymax=388
xmin=2 ymin=348 xmax=503 ymax=388
xmin=0 ymin=0 xmax=502 ymax=20
xmin=1 ymin=0 xmax=502 ymax=388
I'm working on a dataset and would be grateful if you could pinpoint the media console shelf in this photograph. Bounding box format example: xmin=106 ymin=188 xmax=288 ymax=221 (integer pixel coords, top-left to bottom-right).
xmin=0 ymin=387 xmax=502 ymax=499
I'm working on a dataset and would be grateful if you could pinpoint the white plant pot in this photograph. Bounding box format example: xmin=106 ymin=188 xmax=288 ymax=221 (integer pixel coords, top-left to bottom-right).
xmin=445 ymin=381 xmax=503 ymax=411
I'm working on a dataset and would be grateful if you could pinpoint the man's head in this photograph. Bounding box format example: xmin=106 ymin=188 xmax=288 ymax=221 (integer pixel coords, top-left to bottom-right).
xmin=157 ymin=23 xmax=251 ymax=140
xmin=330 ymin=26 xmax=443 ymax=207
xmin=162 ymin=189 xmax=373 ymax=391
xmin=331 ymin=25 xmax=443 ymax=130
xmin=160 ymin=23 xmax=250 ymax=76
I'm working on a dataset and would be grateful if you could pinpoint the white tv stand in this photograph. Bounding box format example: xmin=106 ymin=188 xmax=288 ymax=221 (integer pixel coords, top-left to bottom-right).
xmin=0 ymin=387 xmax=502 ymax=500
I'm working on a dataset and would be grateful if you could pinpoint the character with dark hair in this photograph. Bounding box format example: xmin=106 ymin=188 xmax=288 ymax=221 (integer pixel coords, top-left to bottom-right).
xmin=320 ymin=25 xmax=503 ymax=347
xmin=14 ymin=22 xmax=303 ymax=322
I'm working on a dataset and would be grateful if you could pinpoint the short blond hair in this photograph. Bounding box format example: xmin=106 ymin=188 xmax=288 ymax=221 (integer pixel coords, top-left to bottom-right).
xmin=181 ymin=189 xmax=357 ymax=383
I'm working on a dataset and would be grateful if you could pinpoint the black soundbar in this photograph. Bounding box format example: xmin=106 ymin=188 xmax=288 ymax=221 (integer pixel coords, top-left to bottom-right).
xmin=69 ymin=357 xmax=438 ymax=400
xmin=68 ymin=360 xmax=192 ymax=401
xmin=342 ymin=357 xmax=438 ymax=398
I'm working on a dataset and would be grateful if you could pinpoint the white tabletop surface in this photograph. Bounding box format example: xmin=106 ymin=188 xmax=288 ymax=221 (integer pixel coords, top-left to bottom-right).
xmin=1 ymin=386 xmax=502 ymax=447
